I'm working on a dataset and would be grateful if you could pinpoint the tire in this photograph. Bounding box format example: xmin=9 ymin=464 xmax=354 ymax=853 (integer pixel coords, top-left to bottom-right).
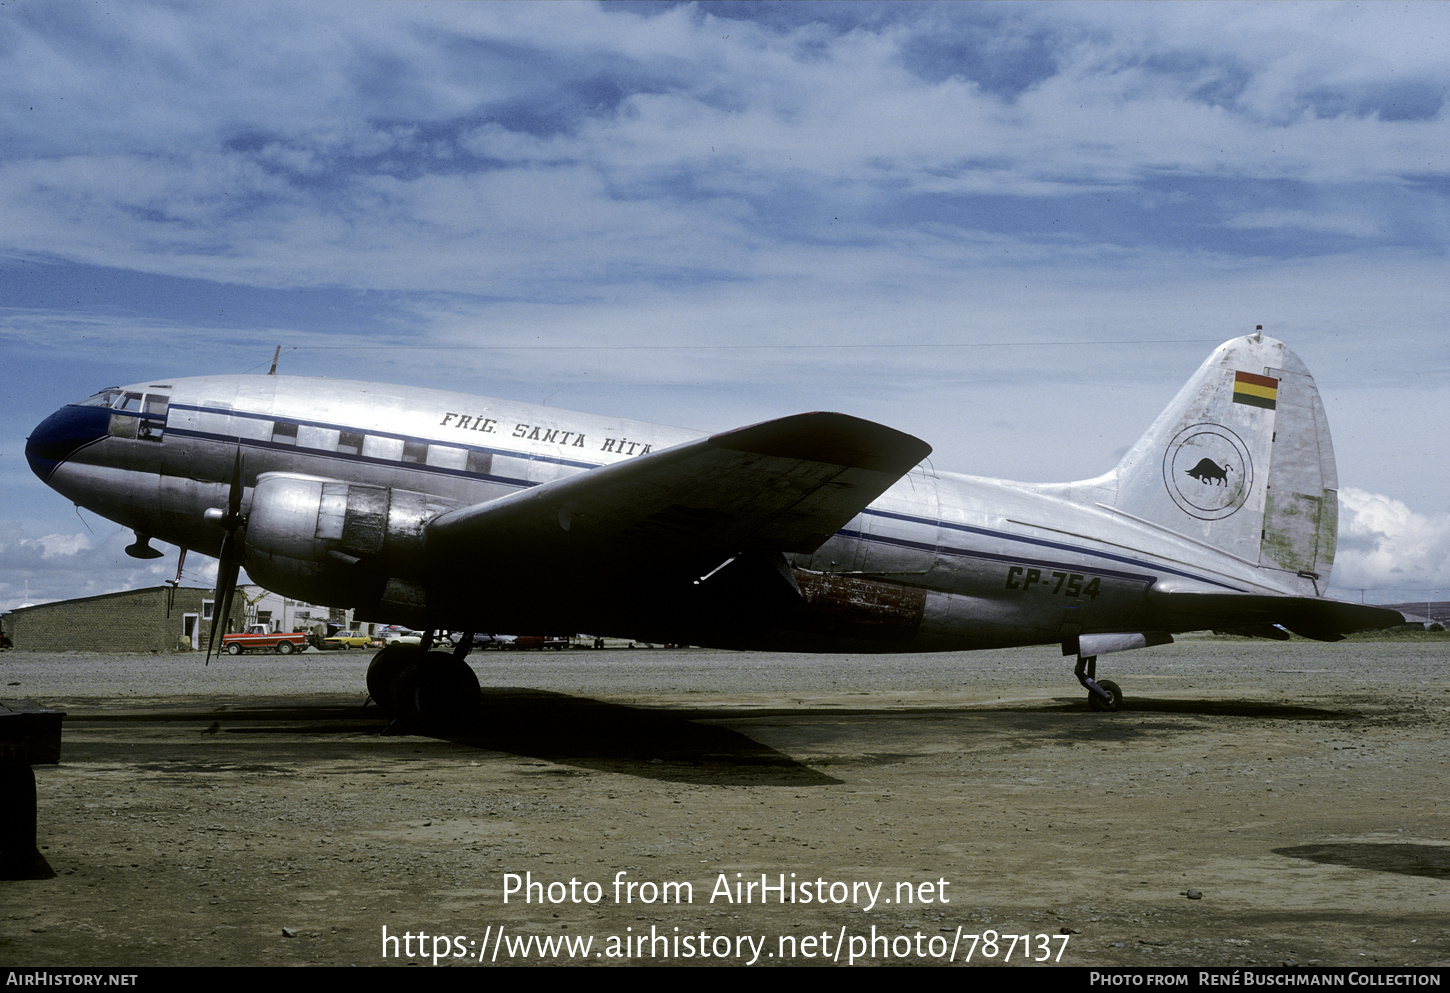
xmin=276 ymin=640 xmax=295 ymax=655
xmin=1088 ymin=679 xmax=1123 ymax=712
xmin=395 ymin=652 xmax=481 ymax=728
xmin=225 ymin=642 xmax=243 ymax=655
xmin=366 ymin=645 xmax=423 ymax=713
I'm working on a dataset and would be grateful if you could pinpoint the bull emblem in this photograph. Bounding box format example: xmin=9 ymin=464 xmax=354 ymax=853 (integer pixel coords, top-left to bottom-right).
xmin=1184 ymin=458 xmax=1233 ymax=486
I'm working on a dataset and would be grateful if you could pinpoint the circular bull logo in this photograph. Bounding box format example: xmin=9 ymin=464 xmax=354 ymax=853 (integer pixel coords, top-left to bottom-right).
xmin=1184 ymin=457 xmax=1233 ymax=486
xmin=1162 ymin=424 xmax=1253 ymax=520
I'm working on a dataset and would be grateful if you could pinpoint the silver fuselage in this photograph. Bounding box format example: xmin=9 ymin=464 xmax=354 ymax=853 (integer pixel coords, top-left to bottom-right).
xmin=28 ymin=374 xmax=1292 ymax=652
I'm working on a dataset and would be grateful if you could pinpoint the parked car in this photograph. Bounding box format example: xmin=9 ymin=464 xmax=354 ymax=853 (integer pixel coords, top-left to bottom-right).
xmin=446 ymin=632 xmax=516 ymax=650
xmin=508 ymin=635 xmax=570 ymax=651
xmin=321 ymin=631 xmax=378 ymax=650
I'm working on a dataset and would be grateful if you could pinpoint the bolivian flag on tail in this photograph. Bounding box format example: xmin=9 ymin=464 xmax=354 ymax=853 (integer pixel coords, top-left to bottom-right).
xmin=1233 ymin=371 xmax=1278 ymax=410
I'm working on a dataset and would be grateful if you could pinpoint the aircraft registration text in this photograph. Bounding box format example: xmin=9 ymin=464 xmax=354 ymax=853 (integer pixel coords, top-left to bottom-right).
xmin=1004 ymin=566 xmax=1103 ymax=599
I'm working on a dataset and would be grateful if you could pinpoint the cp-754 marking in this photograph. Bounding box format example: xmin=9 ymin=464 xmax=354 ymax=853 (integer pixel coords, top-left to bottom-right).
xmin=1005 ymin=567 xmax=1101 ymax=599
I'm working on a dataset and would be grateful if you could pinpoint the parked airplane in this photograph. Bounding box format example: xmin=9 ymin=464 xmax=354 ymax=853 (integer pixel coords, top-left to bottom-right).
xmin=25 ymin=333 xmax=1401 ymax=721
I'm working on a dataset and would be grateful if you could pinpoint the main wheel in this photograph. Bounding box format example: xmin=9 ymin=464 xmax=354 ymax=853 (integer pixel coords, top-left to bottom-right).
xmin=366 ymin=645 xmax=423 ymax=712
xmin=393 ymin=652 xmax=481 ymax=728
xmin=276 ymin=640 xmax=295 ymax=655
xmin=1088 ymin=679 xmax=1123 ymax=712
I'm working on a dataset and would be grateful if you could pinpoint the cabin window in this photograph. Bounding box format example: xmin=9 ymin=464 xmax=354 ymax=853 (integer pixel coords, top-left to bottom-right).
xmin=362 ymin=435 xmax=403 ymax=462
xmin=426 ymin=445 xmax=468 ymax=471
xmin=491 ymin=454 xmax=530 ymax=481
xmin=402 ymin=440 xmax=428 ymax=464
xmin=271 ymin=422 xmax=299 ymax=446
xmin=466 ymin=450 xmax=493 ymax=476
xmin=296 ymin=425 xmax=334 ymax=450
xmin=337 ymin=431 xmax=364 ymax=456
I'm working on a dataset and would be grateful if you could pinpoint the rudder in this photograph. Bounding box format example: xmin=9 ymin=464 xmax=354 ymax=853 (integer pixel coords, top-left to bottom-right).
xmin=1107 ymin=334 xmax=1338 ymax=595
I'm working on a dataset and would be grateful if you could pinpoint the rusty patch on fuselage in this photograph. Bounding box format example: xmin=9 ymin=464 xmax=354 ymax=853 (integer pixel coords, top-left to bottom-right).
xmin=790 ymin=571 xmax=926 ymax=645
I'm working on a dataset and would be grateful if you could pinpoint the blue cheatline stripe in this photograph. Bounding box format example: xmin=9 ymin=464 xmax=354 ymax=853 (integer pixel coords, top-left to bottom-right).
xmin=158 ymin=402 xmax=1246 ymax=593
xmin=858 ymin=509 xmax=1247 ymax=592
xmin=167 ymin=402 xmax=603 ymax=471
xmin=163 ymin=427 xmax=537 ymax=489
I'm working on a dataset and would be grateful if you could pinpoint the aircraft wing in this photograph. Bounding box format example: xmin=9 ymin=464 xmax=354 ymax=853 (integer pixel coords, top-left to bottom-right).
xmin=425 ymin=412 xmax=931 ymax=566
xmin=1145 ymin=589 xmax=1405 ymax=641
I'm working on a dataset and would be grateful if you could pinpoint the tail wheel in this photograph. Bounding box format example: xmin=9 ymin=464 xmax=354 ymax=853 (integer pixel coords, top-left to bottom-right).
xmin=1088 ymin=679 xmax=1123 ymax=712
xmin=276 ymin=640 xmax=295 ymax=655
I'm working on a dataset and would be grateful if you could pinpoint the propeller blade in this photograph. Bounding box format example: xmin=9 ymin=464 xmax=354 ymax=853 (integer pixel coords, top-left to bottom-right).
xmin=206 ymin=532 xmax=241 ymax=665
xmin=227 ymin=446 xmax=244 ymax=520
xmin=205 ymin=447 xmax=247 ymax=665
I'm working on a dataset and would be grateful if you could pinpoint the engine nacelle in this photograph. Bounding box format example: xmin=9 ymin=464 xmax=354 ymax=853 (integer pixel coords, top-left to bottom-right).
xmin=242 ymin=473 xmax=459 ymax=624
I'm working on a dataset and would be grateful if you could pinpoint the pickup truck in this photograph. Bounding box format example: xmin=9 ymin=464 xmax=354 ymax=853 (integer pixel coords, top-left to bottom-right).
xmin=221 ymin=624 xmax=309 ymax=655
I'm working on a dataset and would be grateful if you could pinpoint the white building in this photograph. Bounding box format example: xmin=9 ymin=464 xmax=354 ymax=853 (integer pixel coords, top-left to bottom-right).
xmin=240 ymin=586 xmax=360 ymax=636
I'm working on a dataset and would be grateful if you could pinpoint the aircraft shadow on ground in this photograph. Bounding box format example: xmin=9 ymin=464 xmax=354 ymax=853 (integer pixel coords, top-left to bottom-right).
xmin=98 ymin=690 xmax=842 ymax=786
xmin=452 ymin=689 xmax=842 ymax=785
xmin=1038 ymin=697 xmax=1353 ymax=720
xmin=1273 ymin=843 xmax=1450 ymax=879
xmin=75 ymin=692 xmax=1355 ymax=786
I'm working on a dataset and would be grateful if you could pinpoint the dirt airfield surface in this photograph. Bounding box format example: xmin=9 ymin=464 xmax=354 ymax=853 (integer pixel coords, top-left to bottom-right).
xmin=2 ymin=636 xmax=1447 ymax=969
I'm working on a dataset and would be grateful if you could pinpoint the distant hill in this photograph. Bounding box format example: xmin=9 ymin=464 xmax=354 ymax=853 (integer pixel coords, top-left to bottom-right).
xmin=1381 ymin=601 xmax=1450 ymax=626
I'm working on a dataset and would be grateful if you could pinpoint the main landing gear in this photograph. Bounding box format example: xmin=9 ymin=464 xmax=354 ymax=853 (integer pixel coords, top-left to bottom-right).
xmin=1074 ymin=655 xmax=1123 ymax=712
xmin=366 ymin=631 xmax=481 ymax=730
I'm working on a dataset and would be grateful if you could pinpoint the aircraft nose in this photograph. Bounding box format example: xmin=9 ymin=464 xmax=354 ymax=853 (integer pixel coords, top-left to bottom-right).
xmin=26 ymin=405 xmax=110 ymax=482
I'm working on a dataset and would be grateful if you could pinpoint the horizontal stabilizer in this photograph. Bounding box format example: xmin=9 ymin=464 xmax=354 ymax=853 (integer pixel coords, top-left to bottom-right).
xmin=1146 ymin=590 xmax=1404 ymax=641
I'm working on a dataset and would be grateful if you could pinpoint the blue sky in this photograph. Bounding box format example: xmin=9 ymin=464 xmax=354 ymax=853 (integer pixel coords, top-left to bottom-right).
xmin=1 ymin=1 xmax=1447 ymax=610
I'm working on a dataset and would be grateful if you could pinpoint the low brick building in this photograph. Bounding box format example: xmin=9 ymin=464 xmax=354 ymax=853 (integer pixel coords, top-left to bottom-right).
xmin=3 ymin=586 xmax=246 ymax=653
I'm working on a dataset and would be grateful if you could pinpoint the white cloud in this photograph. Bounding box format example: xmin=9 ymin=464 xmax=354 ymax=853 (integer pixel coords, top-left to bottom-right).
xmin=1222 ymin=209 xmax=1385 ymax=237
xmin=2 ymin=1 xmax=1446 ymax=282
xmin=0 ymin=520 xmax=191 ymax=612
xmin=31 ymin=532 xmax=93 ymax=559
xmin=1332 ymin=488 xmax=1450 ymax=598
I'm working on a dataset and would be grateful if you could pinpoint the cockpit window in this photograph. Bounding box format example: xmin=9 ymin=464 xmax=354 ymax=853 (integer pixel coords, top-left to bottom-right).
xmin=76 ymin=389 xmax=123 ymax=407
xmin=101 ymin=389 xmax=171 ymax=442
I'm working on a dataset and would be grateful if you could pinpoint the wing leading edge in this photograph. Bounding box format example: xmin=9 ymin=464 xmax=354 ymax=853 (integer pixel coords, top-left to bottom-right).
xmin=425 ymin=411 xmax=932 ymax=566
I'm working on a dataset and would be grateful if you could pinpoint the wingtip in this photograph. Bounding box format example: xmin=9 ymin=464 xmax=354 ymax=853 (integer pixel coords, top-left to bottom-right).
xmin=709 ymin=411 xmax=931 ymax=474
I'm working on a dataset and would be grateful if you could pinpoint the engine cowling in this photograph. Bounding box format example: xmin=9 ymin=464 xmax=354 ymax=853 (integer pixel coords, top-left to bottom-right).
xmin=242 ymin=473 xmax=459 ymax=625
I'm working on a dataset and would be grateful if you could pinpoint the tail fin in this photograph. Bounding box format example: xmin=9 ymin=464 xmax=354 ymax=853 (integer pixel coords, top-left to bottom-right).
xmin=1108 ymin=334 xmax=1338 ymax=595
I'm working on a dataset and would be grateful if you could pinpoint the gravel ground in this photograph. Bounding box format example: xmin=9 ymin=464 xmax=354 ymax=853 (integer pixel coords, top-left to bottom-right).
xmin=1 ymin=636 xmax=1447 ymax=968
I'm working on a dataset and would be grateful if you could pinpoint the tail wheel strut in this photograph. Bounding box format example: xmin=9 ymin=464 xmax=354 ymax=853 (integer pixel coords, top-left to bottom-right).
xmin=1075 ymin=655 xmax=1122 ymax=712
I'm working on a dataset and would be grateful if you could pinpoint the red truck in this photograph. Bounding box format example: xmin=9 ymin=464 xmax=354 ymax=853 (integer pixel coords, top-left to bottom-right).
xmin=221 ymin=624 xmax=308 ymax=655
